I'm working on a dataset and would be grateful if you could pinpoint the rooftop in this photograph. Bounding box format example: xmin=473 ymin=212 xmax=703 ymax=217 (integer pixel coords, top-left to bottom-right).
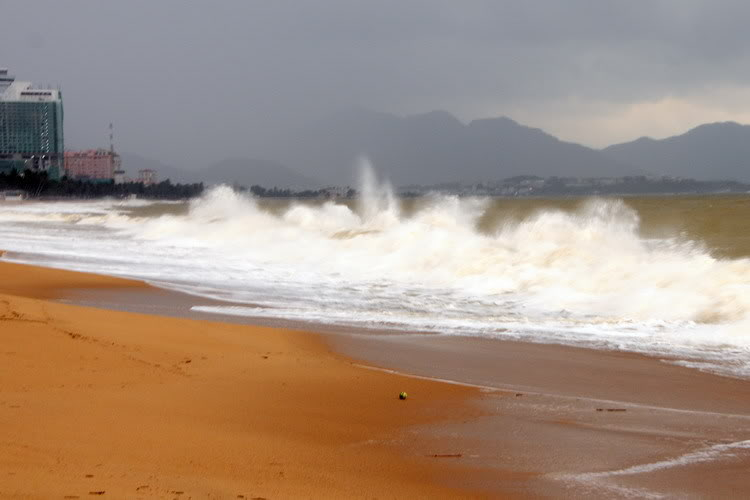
xmin=65 ymin=149 xmax=118 ymax=157
xmin=0 ymin=67 xmax=61 ymax=102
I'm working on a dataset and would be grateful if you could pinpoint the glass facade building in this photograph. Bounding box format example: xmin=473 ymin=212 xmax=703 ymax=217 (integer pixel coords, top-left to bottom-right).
xmin=0 ymin=69 xmax=64 ymax=178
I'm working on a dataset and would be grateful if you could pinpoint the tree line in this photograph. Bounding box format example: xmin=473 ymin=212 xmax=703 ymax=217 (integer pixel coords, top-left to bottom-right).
xmin=0 ymin=169 xmax=204 ymax=199
xmin=0 ymin=169 xmax=358 ymax=200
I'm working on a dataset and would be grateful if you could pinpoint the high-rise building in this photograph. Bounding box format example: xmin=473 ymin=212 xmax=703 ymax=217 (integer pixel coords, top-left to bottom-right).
xmin=0 ymin=68 xmax=64 ymax=179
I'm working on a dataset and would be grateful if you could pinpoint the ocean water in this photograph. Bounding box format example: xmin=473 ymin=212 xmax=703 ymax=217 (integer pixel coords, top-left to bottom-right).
xmin=2 ymin=166 xmax=750 ymax=377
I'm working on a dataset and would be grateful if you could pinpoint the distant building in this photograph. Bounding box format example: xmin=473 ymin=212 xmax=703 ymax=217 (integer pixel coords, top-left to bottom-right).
xmin=138 ymin=169 xmax=156 ymax=186
xmin=0 ymin=68 xmax=64 ymax=179
xmin=65 ymin=149 xmax=120 ymax=181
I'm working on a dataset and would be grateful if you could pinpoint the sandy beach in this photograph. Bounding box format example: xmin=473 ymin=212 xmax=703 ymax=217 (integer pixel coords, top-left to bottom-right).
xmin=3 ymin=260 xmax=750 ymax=498
xmin=0 ymin=262 xmax=496 ymax=499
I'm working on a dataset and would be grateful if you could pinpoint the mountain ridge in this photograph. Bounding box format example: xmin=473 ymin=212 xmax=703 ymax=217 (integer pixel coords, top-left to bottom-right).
xmin=262 ymin=109 xmax=633 ymax=185
xmin=602 ymin=121 xmax=750 ymax=181
xmin=121 ymin=115 xmax=750 ymax=186
xmin=119 ymin=154 xmax=319 ymax=188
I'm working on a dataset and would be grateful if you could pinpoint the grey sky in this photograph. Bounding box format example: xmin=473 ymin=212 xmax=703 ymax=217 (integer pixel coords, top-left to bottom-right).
xmin=4 ymin=0 xmax=750 ymax=168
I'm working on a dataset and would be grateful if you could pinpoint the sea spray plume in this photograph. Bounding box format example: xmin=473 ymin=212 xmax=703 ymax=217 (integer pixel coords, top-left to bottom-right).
xmin=356 ymin=157 xmax=400 ymax=228
xmin=284 ymin=159 xmax=401 ymax=236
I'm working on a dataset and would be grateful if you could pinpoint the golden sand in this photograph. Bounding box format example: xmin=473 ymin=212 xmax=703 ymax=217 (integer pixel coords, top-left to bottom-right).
xmin=0 ymin=262 xmax=490 ymax=498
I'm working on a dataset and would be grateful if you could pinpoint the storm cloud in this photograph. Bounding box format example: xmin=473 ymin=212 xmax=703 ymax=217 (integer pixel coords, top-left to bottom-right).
xmin=4 ymin=0 xmax=750 ymax=168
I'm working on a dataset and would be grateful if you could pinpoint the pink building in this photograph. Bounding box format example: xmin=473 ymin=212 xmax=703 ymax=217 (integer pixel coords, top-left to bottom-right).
xmin=64 ymin=149 xmax=120 ymax=180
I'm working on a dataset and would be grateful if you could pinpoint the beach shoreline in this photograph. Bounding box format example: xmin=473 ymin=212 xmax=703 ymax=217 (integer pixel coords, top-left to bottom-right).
xmin=0 ymin=261 xmax=502 ymax=499
xmin=3 ymin=260 xmax=750 ymax=498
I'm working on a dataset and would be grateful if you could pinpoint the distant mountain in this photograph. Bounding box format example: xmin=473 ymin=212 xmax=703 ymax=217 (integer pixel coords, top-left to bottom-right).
xmin=125 ymin=117 xmax=750 ymax=188
xmin=602 ymin=122 xmax=750 ymax=182
xmin=261 ymin=109 xmax=633 ymax=185
xmin=198 ymin=158 xmax=319 ymax=188
xmin=120 ymin=153 xmax=201 ymax=184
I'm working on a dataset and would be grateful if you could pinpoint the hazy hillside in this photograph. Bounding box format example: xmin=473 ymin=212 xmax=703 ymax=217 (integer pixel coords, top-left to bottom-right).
xmin=602 ymin=122 xmax=750 ymax=182
xmin=120 ymin=154 xmax=319 ymax=188
xmin=199 ymin=158 xmax=319 ymax=188
xmin=119 ymin=153 xmax=201 ymax=184
xmin=123 ymin=118 xmax=750 ymax=188
xmin=262 ymin=109 xmax=632 ymax=185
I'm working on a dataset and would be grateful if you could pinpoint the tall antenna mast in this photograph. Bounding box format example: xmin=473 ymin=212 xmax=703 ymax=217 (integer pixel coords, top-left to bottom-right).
xmin=109 ymin=122 xmax=114 ymax=153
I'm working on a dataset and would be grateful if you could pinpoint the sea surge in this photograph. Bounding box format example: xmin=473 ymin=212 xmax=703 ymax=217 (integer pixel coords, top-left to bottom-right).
xmin=2 ymin=163 xmax=750 ymax=377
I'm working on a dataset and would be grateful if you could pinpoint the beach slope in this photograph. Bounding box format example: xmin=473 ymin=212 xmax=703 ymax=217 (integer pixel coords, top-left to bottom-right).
xmin=0 ymin=262 xmax=489 ymax=499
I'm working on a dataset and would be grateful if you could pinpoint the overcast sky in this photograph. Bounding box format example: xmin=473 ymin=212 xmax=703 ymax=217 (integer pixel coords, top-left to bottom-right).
xmin=4 ymin=0 xmax=750 ymax=168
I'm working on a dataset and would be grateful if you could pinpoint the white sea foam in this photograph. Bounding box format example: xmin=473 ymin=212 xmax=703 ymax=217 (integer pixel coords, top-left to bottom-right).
xmin=2 ymin=161 xmax=750 ymax=376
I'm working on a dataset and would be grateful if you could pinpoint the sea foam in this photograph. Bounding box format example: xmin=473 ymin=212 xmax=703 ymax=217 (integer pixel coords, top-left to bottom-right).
xmin=2 ymin=161 xmax=750 ymax=376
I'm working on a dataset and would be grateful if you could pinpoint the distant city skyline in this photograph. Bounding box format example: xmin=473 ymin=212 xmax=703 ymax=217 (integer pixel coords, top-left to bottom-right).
xmin=5 ymin=1 xmax=750 ymax=169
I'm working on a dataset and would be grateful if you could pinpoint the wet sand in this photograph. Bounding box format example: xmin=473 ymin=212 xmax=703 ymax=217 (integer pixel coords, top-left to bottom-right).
xmin=333 ymin=333 xmax=750 ymax=497
xmin=0 ymin=262 xmax=498 ymax=498
xmin=62 ymin=270 xmax=750 ymax=498
xmin=4 ymin=261 xmax=750 ymax=498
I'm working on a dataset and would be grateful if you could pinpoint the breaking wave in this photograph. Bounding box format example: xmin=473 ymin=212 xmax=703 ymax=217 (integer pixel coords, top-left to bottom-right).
xmin=2 ymin=160 xmax=750 ymax=376
xmin=128 ymin=165 xmax=750 ymax=327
